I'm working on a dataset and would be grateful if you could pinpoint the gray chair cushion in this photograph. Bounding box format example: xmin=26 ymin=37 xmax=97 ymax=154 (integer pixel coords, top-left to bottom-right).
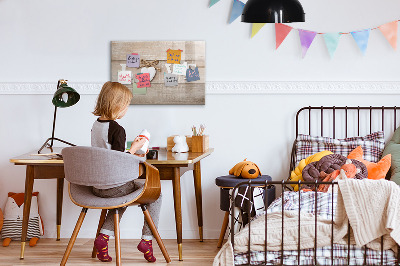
xmin=69 ymin=180 xmax=145 ymax=208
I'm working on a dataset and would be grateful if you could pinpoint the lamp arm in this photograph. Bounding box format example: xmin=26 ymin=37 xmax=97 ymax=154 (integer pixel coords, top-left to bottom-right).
xmin=50 ymin=79 xmax=61 ymax=148
xmin=50 ymin=105 xmax=57 ymax=148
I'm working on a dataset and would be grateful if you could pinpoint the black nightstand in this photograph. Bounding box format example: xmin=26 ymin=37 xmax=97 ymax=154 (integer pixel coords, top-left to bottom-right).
xmin=215 ymin=175 xmax=275 ymax=248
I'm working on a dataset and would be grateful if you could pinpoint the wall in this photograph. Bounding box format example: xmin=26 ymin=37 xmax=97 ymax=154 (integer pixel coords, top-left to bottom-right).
xmin=1 ymin=0 xmax=400 ymax=239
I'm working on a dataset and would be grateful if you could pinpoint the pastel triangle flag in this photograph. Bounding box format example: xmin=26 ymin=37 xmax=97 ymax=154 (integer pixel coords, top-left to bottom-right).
xmin=351 ymin=29 xmax=370 ymax=55
xmin=209 ymin=0 xmax=220 ymax=7
xmin=251 ymin=23 xmax=266 ymax=38
xmin=323 ymin=33 xmax=341 ymax=58
xmin=229 ymin=0 xmax=245 ymax=24
xmin=378 ymin=21 xmax=398 ymax=50
xmin=275 ymin=23 xmax=293 ymax=49
xmin=298 ymin=29 xmax=317 ymax=58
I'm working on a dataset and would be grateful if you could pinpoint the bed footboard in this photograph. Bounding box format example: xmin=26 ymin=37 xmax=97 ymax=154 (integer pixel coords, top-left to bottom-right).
xmin=230 ymin=180 xmax=400 ymax=266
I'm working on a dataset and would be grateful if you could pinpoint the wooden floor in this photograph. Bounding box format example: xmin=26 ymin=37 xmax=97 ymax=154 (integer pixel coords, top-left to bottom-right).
xmin=0 ymin=239 xmax=221 ymax=265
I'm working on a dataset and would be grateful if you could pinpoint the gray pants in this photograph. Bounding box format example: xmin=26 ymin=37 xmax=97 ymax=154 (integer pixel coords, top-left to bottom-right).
xmin=92 ymin=180 xmax=162 ymax=240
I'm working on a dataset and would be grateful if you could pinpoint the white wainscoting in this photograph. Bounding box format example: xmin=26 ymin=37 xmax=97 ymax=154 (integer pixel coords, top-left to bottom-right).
xmin=1 ymin=81 xmax=400 ymax=95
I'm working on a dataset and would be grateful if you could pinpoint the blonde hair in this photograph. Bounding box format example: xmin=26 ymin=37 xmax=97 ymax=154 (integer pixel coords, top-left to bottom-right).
xmin=93 ymin=82 xmax=133 ymax=120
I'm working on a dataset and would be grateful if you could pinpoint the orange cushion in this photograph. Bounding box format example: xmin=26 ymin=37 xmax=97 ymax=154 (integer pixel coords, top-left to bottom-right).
xmin=348 ymin=146 xmax=391 ymax=180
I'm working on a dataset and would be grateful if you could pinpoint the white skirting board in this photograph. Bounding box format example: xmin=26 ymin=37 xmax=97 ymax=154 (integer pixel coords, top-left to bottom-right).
xmin=0 ymin=81 xmax=400 ymax=95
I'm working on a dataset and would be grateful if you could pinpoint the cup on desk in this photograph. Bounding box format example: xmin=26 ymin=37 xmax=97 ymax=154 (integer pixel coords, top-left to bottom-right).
xmin=146 ymin=150 xmax=158 ymax=160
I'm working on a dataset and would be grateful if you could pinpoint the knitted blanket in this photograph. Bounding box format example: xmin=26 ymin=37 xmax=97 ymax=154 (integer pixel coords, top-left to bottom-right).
xmin=335 ymin=178 xmax=399 ymax=251
xmin=214 ymin=179 xmax=400 ymax=266
xmin=213 ymin=211 xmax=341 ymax=266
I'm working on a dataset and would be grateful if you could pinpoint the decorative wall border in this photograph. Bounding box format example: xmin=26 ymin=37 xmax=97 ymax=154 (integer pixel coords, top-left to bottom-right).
xmin=207 ymin=81 xmax=400 ymax=94
xmin=0 ymin=81 xmax=399 ymax=95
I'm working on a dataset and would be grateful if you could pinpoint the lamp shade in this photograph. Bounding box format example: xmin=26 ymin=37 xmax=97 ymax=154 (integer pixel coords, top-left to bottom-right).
xmin=52 ymin=84 xmax=80 ymax=108
xmin=241 ymin=0 xmax=305 ymax=23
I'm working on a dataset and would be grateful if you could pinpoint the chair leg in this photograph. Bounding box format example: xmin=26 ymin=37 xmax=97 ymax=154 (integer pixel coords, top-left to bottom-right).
xmin=114 ymin=209 xmax=121 ymax=266
xmin=91 ymin=209 xmax=108 ymax=258
xmin=141 ymin=205 xmax=171 ymax=263
xmin=217 ymin=211 xmax=230 ymax=248
xmin=60 ymin=208 xmax=88 ymax=266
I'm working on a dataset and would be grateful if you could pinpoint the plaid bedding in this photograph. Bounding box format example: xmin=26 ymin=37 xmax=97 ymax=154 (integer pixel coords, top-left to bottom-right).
xmin=266 ymin=190 xmax=336 ymax=220
xmin=234 ymin=191 xmax=397 ymax=265
xmin=234 ymin=244 xmax=397 ymax=265
xmin=294 ymin=131 xmax=385 ymax=166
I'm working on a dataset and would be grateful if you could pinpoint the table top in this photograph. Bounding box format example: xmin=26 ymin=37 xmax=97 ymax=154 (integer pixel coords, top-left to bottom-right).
xmin=10 ymin=147 xmax=214 ymax=166
xmin=146 ymin=148 xmax=213 ymax=165
xmin=215 ymin=175 xmax=272 ymax=188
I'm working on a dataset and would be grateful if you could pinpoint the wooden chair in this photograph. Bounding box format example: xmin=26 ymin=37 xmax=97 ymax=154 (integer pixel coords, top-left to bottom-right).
xmin=60 ymin=146 xmax=171 ymax=265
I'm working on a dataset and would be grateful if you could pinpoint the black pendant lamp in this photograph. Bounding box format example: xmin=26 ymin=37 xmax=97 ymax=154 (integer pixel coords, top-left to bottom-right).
xmin=242 ymin=0 xmax=305 ymax=23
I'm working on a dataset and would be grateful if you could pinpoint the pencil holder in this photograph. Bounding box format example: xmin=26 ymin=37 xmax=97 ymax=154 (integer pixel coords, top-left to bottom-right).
xmin=191 ymin=135 xmax=209 ymax=153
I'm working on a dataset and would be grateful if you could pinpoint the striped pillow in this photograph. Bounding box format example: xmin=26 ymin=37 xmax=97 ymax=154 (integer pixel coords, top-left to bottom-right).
xmin=1 ymin=217 xmax=41 ymax=240
xmin=294 ymin=131 xmax=385 ymax=166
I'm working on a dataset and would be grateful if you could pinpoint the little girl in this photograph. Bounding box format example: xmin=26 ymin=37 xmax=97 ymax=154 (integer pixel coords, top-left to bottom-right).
xmin=91 ymin=81 xmax=162 ymax=263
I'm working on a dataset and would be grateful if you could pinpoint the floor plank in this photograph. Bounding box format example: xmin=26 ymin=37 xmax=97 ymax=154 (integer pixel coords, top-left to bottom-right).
xmin=0 ymin=239 xmax=221 ymax=265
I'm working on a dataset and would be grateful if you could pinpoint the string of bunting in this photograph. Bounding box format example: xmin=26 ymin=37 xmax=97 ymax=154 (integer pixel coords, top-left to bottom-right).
xmin=209 ymin=0 xmax=399 ymax=58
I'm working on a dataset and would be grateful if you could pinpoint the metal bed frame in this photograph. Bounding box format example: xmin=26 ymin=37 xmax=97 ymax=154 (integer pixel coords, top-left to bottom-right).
xmin=230 ymin=106 xmax=400 ymax=266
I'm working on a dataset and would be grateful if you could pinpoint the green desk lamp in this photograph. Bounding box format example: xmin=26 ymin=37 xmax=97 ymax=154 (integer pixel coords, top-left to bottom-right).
xmin=38 ymin=79 xmax=80 ymax=154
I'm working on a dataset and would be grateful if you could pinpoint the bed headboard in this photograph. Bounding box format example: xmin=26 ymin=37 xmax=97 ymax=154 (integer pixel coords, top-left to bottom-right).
xmin=295 ymin=106 xmax=400 ymax=138
xmin=290 ymin=106 xmax=400 ymax=179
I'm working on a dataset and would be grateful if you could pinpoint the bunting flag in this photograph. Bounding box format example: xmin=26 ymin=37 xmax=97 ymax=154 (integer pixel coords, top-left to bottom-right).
xmin=275 ymin=23 xmax=293 ymax=49
xmin=207 ymin=6 xmax=400 ymax=57
xmin=209 ymin=0 xmax=220 ymax=7
xmin=229 ymin=0 xmax=245 ymax=24
xmin=298 ymin=30 xmax=317 ymax=58
xmin=251 ymin=23 xmax=266 ymax=38
xmin=378 ymin=21 xmax=398 ymax=50
xmin=351 ymin=29 xmax=370 ymax=55
xmin=323 ymin=33 xmax=341 ymax=58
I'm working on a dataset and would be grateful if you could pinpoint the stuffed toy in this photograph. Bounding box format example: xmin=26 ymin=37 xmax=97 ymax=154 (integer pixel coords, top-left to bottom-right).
xmin=1 ymin=192 xmax=44 ymax=247
xmin=289 ymin=150 xmax=333 ymax=191
xmin=172 ymin=135 xmax=189 ymax=153
xmin=229 ymin=159 xmax=261 ymax=179
xmin=348 ymin=146 xmax=391 ymax=180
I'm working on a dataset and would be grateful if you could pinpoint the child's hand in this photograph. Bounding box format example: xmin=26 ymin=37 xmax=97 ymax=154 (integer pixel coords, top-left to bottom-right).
xmin=129 ymin=137 xmax=147 ymax=155
xmin=134 ymin=149 xmax=149 ymax=157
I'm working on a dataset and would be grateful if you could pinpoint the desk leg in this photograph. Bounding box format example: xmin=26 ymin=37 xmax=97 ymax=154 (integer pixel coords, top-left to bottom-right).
xmin=217 ymin=211 xmax=230 ymax=248
xmin=172 ymin=167 xmax=183 ymax=261
xmin=20 ymin=165 xmax=35 ymax=259
xmin=193 ymin=161 xmax=203 ymax=242
xmin=56 ymin=178 xmax=64 ymax=241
